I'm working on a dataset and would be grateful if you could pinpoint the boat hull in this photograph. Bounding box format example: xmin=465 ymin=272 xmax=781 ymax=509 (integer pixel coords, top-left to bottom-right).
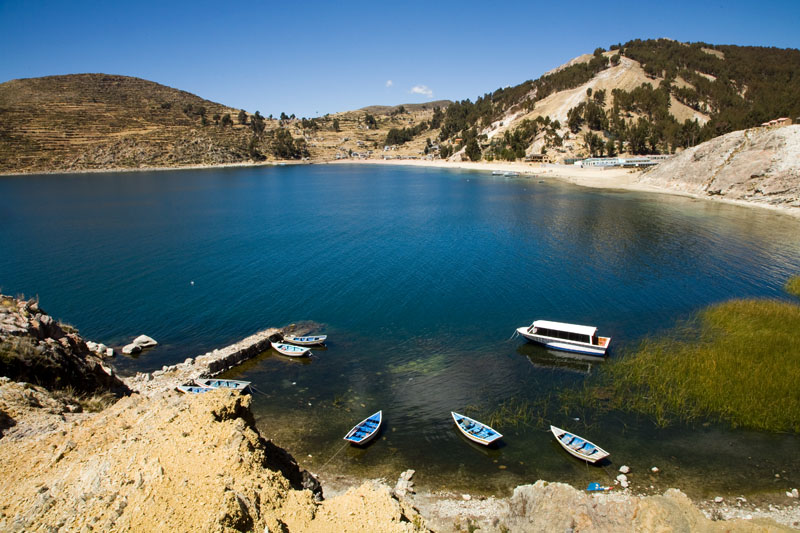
xmin=516 ymin=327 xmax=609 ymax=356
xmin=283 ymin=334 xmax=327 ymax=346
xmin=344 ymin=411 xmax=382 ymax=445
xmin=195 ymin=378 xmax=251 ymax=391
xmin=452 ymin=412 xmax=502 ymax=446
xmin=272 ymin=342 xmax=311 ymax=357
xmin=550 ymin=425 xmax=609 ymax=463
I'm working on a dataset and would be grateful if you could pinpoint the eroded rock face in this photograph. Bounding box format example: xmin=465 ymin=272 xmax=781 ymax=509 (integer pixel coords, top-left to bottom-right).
xmin=0 ymin=389 xmax=428 ymax=532
xmin=0 ymin=296 xmax=128 ymax=395
xmin=637 ymin=125 xmax=800 ymax=210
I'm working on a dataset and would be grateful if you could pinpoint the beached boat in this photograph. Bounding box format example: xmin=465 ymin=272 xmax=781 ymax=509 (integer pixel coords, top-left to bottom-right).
xmin=344 ymin=411 xmax=382 ymax=445
xmin=550 ymin=425 xmax=609 ymax=463
xmin=283 ymin=334 xmax=327 ymax=346
xmin=176 ymin=385 xmax=215 ymax=394
xmin=516 ymin=320 xmax=611 ymax=356
xmin=195 ymin=378 xmax=251 ymax=392
xmin=451 ymin=412 xmax=503 ymax=446
xmin=491 ymin=170 xmax=504 ymax=175
xmin=503 ymin=171 xmax=519 ymax=177
xmin=272 ymin=342 xmax=311 ymax=357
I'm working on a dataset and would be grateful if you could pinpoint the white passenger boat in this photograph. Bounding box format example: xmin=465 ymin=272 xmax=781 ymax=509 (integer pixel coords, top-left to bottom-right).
xmin=515 ymin=320 xmax=610 ymax=356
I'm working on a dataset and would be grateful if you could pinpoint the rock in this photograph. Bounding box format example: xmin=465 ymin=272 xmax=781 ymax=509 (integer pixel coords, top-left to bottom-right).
xmin=650 ymin=466 xmax=659 ymax=473
xmin=105 ymin=348 xmax=115 ymax=358
xmin=792 ymin=488 xmax=799 ymax=499
xmin=132 ymin=335 xmax=158 ymax=348
xmin=462 ymin=494 xmax=471 ymax=501
xmin=122 ymin=343 xmax=141 ymax=355
xmin=619 ymin=465 xmax=630 ymax=474
xmin=616 ymin=474 xmax=628 ymax=483
xmin=86 ymin=341 xmax=98 ymax=352
xmin=714 ymin=496 xmax=724 ymax=503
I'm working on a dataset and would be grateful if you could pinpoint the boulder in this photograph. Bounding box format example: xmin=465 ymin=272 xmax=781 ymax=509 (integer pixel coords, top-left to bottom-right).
xmin=122 ymin=343 xmax=142 ymax=355
xmin=132 ymin=335 xmax=157 ymax=348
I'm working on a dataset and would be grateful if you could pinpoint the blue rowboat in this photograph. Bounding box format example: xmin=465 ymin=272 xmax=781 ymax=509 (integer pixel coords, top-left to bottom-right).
xmin=283 ymin=334 xmax=327 ymax=346
xmin=551 ymin=425 xmax=609 ymax=463
xmin=272 ymin=342 xmax=311 ymax=357
xmin=344 ymin=411 xmax=382 ymax=445
xmin=176 ymin=385 xmax=214 ymax=394
xmin=451 ymin=412 xmax=502 ymax=446
xmin=195 ymin=378 xmax=251 ymax=392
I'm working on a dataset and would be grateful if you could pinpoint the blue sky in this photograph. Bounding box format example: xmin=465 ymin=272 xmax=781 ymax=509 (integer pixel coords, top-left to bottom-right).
xmin=1 ymin=0 xmax=798 ymax=117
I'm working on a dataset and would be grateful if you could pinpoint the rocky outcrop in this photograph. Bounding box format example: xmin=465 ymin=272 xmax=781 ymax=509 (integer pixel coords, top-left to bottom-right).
xmin=0 ymin=388 xmax=428 ymax=532
xmin=122 ymin=334 xmax=157 ymax=355
xmin=419 ymin=480 xmax=793 ymax=532
xmin=0 ymin=295 xmax=128 ymax=395
xmin=638 ymin=125 xmax=800 ymax=210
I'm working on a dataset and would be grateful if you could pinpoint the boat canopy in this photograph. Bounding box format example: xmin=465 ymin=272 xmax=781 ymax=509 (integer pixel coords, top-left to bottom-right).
xmin=532 ymin=320 xmax=597 ymax=337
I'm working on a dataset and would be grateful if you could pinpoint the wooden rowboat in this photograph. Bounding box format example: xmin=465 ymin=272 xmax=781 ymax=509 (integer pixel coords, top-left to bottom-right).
xmin=273 ymin=342 xmax=311 ymax=357
xmin=283 ymin=334 xmax=327 ymax=346
xmin=176 ymin=385 xmax=214 ymax=394
xmin=344 ymin=411 xmax=382 ymax=445
xmin=451 ymin=412 xmax=502 ymax=446
xmin=195 ymin=378 xmax=251 ymax=392
xmin=550 ymin=425 xmax=609 ymax=463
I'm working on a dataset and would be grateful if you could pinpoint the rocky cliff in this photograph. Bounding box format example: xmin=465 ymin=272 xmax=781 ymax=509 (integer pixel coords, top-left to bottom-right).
xmin=637 ymin=125 xmax=800 ymax=210
xmin=0 ymin=296 xmax=128 ymax=396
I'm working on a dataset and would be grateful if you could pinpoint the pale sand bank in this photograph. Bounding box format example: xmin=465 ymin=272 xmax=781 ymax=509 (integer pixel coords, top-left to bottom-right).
xmin=330 ymin=159 xmax=800 ymax=219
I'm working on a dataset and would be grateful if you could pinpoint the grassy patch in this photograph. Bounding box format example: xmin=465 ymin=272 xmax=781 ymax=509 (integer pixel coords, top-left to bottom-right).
xmin=582 ymin=299 xmax=800 ymax=432
xmin=785 ymin=276 xmax=800 ymax=298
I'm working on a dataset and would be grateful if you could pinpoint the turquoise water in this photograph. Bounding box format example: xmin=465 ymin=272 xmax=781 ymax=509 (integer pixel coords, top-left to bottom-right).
xmin=2 ymin=164 xmax=800 ymax=496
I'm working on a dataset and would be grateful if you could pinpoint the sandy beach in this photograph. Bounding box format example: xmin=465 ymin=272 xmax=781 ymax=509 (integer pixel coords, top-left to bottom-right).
xmin=328 ymin=158 xmax=800 ymax=219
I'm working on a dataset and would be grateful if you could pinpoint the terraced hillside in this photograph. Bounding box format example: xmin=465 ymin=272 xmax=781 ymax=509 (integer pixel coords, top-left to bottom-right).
xmin=0 ymin=74 xmax=264 ymax=173
xmin=0 ymin=74 xmax=449 ymax=173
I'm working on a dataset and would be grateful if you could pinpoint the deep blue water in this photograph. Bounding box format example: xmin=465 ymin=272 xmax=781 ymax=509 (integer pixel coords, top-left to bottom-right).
xmin=2 ymin=164 xmax=799 ymax=496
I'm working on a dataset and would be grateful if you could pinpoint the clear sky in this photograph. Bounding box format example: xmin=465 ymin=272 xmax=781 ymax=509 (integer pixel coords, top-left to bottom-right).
xmin=1 ymin=0 xmax=798 ymax=117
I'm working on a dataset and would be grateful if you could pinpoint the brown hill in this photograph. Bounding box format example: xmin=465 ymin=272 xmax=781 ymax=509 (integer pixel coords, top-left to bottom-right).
xmin=0 ymin=74 xmax=262 ymax=173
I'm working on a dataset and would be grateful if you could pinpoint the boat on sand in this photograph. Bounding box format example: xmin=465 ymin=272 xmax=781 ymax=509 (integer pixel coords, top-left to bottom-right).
xmin=195 ymin=378 xmax=251 ymax=392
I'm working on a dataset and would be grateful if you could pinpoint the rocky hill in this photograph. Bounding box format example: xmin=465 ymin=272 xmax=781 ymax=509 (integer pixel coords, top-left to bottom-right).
xmin=433 ymin=40 xmax=800 ymax=162
xmin=637 ymin=125 xmax=800 ymax=208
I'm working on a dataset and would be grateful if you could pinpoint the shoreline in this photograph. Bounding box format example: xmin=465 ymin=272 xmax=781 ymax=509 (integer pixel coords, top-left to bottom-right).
xmin=4 ymin=157 xmax=798 ymax=219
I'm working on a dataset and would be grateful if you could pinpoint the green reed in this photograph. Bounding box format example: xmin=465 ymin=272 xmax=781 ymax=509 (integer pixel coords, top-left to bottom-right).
xmin=580 ymin=298 xmax=800 ymax=432
xmin=786 ymin=275 xmax=800 ymax=298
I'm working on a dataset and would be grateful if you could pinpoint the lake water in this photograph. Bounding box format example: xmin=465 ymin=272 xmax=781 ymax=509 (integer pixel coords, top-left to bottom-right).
xmin=2 ymin=164 xmax=800 ymax=498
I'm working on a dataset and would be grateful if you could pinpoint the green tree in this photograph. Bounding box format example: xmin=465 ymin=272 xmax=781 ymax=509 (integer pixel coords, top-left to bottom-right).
xmin=220 ymin=113 xmax=233 ymax=128
xmin=332 ymin=118 xmax=340 ymax=132
xmin=465 ymin=138 xmax=481 ymax=161
xmin=238 ymin=109 xmax=247 ymax=125
xmin=364 ymin=113 xmax=378 ymax=129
